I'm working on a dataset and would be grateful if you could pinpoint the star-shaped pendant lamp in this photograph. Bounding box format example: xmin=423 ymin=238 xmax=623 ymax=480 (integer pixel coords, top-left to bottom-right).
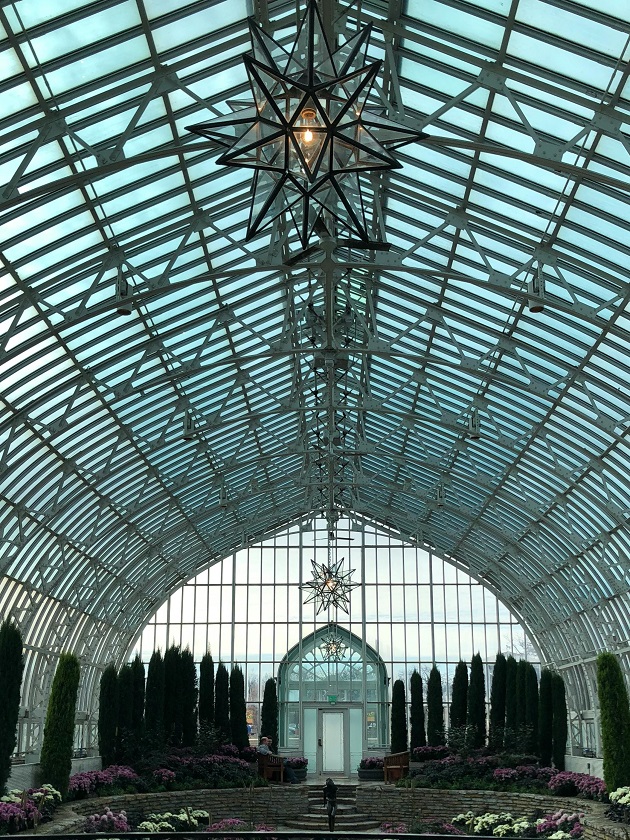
xmin=320 ymin=629 xmax=348 ymax=661
xmin=187 ymin=1 xmax=423 ymax=248
xmin=301 ymin=556 xmax=359 ymax=615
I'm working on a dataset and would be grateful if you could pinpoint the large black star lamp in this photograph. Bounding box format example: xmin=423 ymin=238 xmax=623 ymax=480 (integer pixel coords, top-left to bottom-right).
xmin=187 ymin=1 xmax=423 ymax=248
xmin=301 ymin=556 xmax=359 ymax=616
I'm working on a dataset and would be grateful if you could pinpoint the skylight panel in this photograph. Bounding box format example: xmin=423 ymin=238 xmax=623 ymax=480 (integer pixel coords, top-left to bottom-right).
xmin=407 ymin=0 xmax=504 ymax=51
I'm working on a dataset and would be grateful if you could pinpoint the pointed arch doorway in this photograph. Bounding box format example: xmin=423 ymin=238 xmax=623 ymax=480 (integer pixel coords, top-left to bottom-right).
xmin=278 ymin=626 xmax=388 ymax=777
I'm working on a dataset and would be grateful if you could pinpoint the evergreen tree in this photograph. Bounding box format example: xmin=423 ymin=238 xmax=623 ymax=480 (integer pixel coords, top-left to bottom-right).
xmin=525 ymin=662 xmax=539 ymax=754
xmin=467 ymin=652 xmax=486 ymax=749
xmin=145 ymin=650 xmax=165 ymax=740
xmin=214 ymin=663 xmax=231 ymax=744
xmin=426 ymin=666 xmax=445 ymax=746
xmin=97 ymin=664 xmax=118 ymax=768
xmin=229 ymin=665 xmax=249 ymax=750
xmin=488 ymin=653 xmax=507 ymax=752
xmin=163 ymin=645 xmax=183 ymax=744
xmin=409 ymin=670 xmax=426 ymax=749
xmin=39 ymin=653 xmax=80 ymax=796
xmin=181 ymin=647 xmax=198 ymax=747
xmin=450 ymin=661 xmax=468 ymax=730
xmin=515 ymin=659 xmax=528 ymax=731
xmin=597 ymin=653 xmax=630 ymax=791
xmin=0 ymin=620 xmax=24 ymax=794
xmin=116 ymin=663 xmax=134 ymax=761
xmin=551 ymin=672 xmax=568 ymax=771
xmin=538 ymin=668 xmax=553 ymax=766
xmin=504 ymin=655 xmax=517 ymax=749
xmin=390 ymin=679 xmax=408 ymax=754
xmin=199 ymin=652 xmax=215 ymax=728
xmin=260 ymin=677 xmax=278 ymax=749
xmin=130 ymin=655 xmax=145 ymax=739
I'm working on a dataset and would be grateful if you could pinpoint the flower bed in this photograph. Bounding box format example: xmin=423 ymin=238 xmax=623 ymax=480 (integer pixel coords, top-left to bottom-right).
xmin=0 ymin=785 xmax=61 ymax=835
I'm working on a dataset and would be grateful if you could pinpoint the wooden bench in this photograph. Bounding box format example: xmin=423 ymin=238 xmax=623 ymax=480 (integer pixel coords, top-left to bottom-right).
xmin=383 ymin=750 xmax=409 ymax=783
xmin=258 ymin=753 xmax=284 ymax=782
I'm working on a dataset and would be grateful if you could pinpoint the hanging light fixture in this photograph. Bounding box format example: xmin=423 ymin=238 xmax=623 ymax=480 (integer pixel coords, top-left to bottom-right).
xmin=188 ymin=1 xmax=424 ymax=248
xmin=320 ymin=627 xmax=347 ymax=661
xmin=301 ymin=555 xmax=359 ymax=615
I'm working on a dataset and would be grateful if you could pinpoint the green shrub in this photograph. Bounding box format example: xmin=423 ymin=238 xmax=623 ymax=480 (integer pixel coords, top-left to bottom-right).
xmin=450 ymin=661 xmax=468 ymax=731
xmin=410 ymin=670 xmax=426 ymax=749
xmin=97 ymin=664 xmax=118 ymax=768
xmin=181 ymin=648 xmax=198 ymax=747
xmin=488 ymin=653 xmax=506 ymax=752
xmin=551 ymin=672 xmax=568 ymax=771
xmin=39 ymin=653 xmax=81 ymax=796
xmin=0 ymin=620 xmax=24 ymax=794
xmin=199 ymin=652 xmax=215 ymax=728
xmin=597 ymin=652 xmax=630 ymax=791
xmin=504 ymin=656 xmax=517 ymax=750
xmin=131 ymin=655 xmax=145 ymax=739
xmin=260 ymin=677 xmax=278 ymax=749
xmin=145 ymin=650 xmax=165 ymax=741
xmin=229 ymin=665 xmax=249 ymax=750
xmin=538 ymin=668 xmax=553 ymax=766
xmin=214 ymin=663 xmax=231 ymax=744
xmin=164 ymin=645 xmax=183 ymax=744
xmin=427 ymin=666 xmax=445 ymax=746
xmin=467 ymin=653 xmax=486 ymax=749
xmin=390 ymin=679 xmax=408 ymax=753
xmin=525 ymin=662 xmax=538 ymax=755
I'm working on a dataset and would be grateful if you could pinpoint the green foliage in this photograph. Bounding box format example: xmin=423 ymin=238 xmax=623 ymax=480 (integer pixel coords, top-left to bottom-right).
xmin=515 ymin=659 xmax=528 ymax=728
xmin=538 ymin=668 xmax=553 ymax=766
xmin=145 ymin=650 xmax=165 ymax=740
xmin=97 ymin=664 xmax=118 ymax=768
xmin=426 ymin=666 xmax=445 ymax=746
xmin=551 ymin=672 xmax=568 ymax=771
xmin=130 ymin=655 xmax=145 ymax=737
xmin=504 ymin=656 xmax=517 ymax=750
xmin=525 ymin=662 xmax=539 ymax=755
xmin=390 ymin=679 xmax=408 ymax=753
xmin=467 ymin=653 xmax=486 ymax=749
xmin=409 ymin=670 xmax=426 ymax=749
xmin=450 ymin=661 xmax=468 ymax=730
xmin=199 ymin=652 xmax=215 ymax=727
xmin=597 ymin=652 xmax=630 ymax=790
xmin=163 ymin=645 xmax=183 ymax=744
xmin=0 ymin=620 xmax=24 ymax=794
xmin=488 ymin=653 xmax=506 ymax=752
xmin=117 ymin=662 xmax=134 ymax=760
xmin=180 ymin=648 xmax=198 ymax=747
xmin=39 ymin=653 xmax=80 ymax=796
xmin=214 ymin=663 xmax=231 ymax=744
xmin=260 ymin=677 xmax=278 ymax=749
xmin=229 ymin=665 xmax=249 ymax=750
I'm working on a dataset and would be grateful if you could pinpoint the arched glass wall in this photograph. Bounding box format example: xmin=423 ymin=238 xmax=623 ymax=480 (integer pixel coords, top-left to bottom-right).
xmin=132 ymin=516 xmax=538 ymax=760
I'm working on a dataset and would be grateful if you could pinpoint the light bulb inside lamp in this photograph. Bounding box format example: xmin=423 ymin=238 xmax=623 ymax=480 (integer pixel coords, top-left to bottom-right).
xmin=300 ymin=107 xmax=317 ymax=146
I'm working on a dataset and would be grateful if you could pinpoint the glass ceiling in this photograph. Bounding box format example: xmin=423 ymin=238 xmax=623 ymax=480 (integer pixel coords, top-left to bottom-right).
xmin=1 ymin=0 xmax=630 ymax=699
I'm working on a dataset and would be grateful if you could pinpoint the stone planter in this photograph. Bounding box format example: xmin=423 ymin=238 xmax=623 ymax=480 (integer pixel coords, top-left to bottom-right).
xmin=357 ymin=768 xmax=384 ymax=781
xmin=292 ymin=767 xmax=307 ymax=781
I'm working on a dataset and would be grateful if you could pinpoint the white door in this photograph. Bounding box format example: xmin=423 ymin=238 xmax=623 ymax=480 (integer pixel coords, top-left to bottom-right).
xmin=321 ymin=709 xmax=346 ymax=774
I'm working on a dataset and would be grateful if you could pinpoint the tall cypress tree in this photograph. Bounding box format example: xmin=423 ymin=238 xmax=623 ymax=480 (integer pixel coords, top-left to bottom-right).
xmin=229 ymin=665 xmax=249 ymax=750
xmin=597 ymin=652 xmax=630 ymax=791
xmin=181 ymin=648 xmax=198 ymax=747
xmin=117 ymin=662 xmax=134 ymax=759
xmin=164 ymin=645 xmax=183 ymax=744
xmin=409 ymin=670 xmax=426 ymax=749
xmin=39 ymin=653 xmax=80 ymax=796
xmin=488 ymin=653 xmax=507 ymax=752
xmin=390 ymin=679 xmax=408 ymax=753
xmin=450 ymin=661 xmax=468 ymax=730
xmin=467 ymin=652 xmax=486 ymax=749
xmin=0 ymin=620 xmax=24 ymax=794
xmin=97 ymin=664 xmax=118 ymax=768
xmin=199 ymin=652 xmax=215 ymax=728
xmin=515 ymin=659 xmax=528 ymax=734
xmin=214 ymin=663 xmax=231 ymax=744
xmin=426 ymin=666 xmax=444 ymax=746
xmin=525 ymin=662 xmax=539 ymax=754
xmin=130 ymin=655 xmax=145 ymax=739
xmin=551 ymin=672 xmax=568 ymax=771
xmin=145 ymin=650 xmax=165 ymax=740
xmin=538 ymin=668 xmax=553 ymax=766
xmin=504 ymin=655 xmax=517 ymax=749
xmin=260 ymin=677 xmax=278 ymax=749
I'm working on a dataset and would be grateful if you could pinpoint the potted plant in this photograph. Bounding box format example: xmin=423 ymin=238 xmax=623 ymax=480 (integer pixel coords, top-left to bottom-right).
xmin=285 ymin=756 xmax=308 ymax=781
xmin=357 ymin=756 xmax=384 ymax=780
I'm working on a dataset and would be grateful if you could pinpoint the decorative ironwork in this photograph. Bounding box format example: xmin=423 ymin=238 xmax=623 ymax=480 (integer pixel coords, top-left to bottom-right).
xmin=320 ymin=628 xmax=347 ymax=660
xmin=188 ymin=1 xmax=423 ymax=248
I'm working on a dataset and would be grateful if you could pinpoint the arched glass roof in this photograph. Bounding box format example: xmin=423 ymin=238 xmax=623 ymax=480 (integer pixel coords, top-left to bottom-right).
xmin=1 ymin=0 xmax=630 ymax=714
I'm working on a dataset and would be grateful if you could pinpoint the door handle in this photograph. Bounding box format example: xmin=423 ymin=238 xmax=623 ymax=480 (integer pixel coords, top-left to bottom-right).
xmin=318 ymin=738 xmax=322 ymax=746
